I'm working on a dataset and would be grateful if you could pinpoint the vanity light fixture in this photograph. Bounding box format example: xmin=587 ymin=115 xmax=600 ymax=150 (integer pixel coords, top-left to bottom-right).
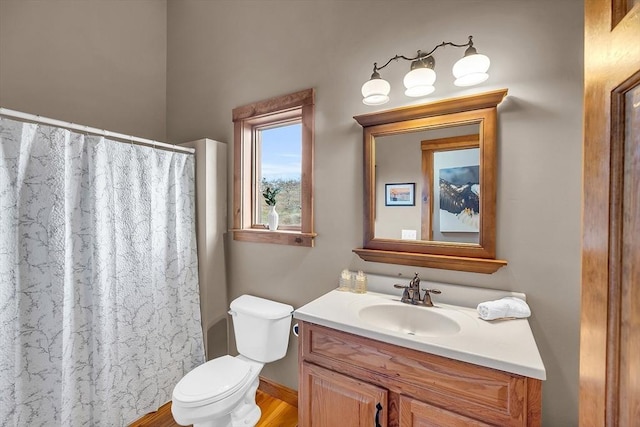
xmin=361 ymin=36 xmax=490 ymax=106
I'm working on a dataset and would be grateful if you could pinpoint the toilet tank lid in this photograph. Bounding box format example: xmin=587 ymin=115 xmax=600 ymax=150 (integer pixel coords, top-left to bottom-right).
xmin=230 ymin=295 xmax=293 ymax=319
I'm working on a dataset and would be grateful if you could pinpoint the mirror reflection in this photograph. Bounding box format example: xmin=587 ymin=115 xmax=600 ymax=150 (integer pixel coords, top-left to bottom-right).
xmin=375 ymin=124 xmax=480 ymax=244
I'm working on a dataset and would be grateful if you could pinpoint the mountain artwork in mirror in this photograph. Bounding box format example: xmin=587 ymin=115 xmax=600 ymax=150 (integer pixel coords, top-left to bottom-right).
xmin=353 ymin=89 xmax=508 ymax=274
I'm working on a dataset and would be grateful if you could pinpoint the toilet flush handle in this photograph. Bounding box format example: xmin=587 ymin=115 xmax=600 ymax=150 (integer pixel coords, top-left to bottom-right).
xmin=228 ymin=310 xmax=236 ymax=316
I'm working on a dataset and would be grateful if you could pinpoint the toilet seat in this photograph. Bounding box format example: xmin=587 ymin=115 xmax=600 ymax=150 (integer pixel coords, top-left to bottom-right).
xmin=172 ymin=355 xmax=252 ymax=408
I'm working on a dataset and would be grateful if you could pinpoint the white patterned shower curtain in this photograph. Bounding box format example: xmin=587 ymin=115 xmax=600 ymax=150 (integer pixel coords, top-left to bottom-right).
xmin=0 ymin=117 xmax=205 ymax=426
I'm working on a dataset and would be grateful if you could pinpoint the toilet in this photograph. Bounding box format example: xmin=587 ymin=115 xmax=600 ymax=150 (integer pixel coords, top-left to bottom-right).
xmin=171 ymin=295 xmax=293 ymax=427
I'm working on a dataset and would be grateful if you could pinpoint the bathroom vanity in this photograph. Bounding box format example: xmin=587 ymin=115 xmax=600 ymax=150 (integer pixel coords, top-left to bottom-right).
xmin=294 ymin=287 xmax=545 ymax=426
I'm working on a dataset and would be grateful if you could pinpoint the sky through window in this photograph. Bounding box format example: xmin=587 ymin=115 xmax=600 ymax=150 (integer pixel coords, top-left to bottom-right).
xmin=260 ymin=123 xmax=302 ymax=181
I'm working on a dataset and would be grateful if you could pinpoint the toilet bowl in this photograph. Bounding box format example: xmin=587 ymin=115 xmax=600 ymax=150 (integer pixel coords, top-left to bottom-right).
xmin=171 ymin=295 xmax=293 ymax=427
xmin=172 ymin=355 xmax=262 ymax=427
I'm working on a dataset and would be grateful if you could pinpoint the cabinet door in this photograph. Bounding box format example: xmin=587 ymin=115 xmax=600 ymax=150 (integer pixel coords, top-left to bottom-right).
xmin=399 ymin=396 xmax=493 ymax=427
xmin=300 ymin=362 xmax=387 ymax=427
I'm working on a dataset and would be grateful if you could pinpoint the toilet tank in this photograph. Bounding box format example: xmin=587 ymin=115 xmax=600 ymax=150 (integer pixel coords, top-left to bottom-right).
xmin=229 ymin=295 xmax=293 ymax=363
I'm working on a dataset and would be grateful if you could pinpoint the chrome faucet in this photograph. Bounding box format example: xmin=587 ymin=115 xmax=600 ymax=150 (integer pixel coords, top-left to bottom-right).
xmin=394 ymin=273 xmax=441 ymax=307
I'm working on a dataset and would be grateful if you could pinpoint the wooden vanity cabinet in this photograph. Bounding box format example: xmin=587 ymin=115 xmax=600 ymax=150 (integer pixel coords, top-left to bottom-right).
xmin=298 ymin=321 xmax=542 ymax=427
xmin=301 ymin=362 xmax=387 ymax=426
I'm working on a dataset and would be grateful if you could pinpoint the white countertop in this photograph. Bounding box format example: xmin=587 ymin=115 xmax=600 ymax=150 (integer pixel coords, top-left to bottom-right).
xmin=294 ymin=289 xmax=546 ymax=380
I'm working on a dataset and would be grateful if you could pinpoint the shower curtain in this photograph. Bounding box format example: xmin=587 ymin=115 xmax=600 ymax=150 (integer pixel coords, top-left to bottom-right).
xmin=0 ymin=117 xmax=205 ymax=426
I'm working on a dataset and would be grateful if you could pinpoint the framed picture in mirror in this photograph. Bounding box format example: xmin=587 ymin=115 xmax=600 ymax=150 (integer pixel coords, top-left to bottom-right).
xmin=438 ymin=163 xmax=480 ymax=232
xmin=385 ymin=183 xmax=415 ymax=206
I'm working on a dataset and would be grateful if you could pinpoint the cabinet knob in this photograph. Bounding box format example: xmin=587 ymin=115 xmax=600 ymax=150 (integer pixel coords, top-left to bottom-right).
xmin=375 ymin=402 xmax=383 ymax=427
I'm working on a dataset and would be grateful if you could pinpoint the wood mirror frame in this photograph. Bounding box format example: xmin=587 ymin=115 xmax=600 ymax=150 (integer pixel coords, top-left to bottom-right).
xmin=353 ymin=89 xmax=508 ymax=274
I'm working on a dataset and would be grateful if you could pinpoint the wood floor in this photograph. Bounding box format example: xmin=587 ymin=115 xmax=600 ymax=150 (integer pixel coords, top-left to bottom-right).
xmin=130 ymin=389 xmax=298 ymax=427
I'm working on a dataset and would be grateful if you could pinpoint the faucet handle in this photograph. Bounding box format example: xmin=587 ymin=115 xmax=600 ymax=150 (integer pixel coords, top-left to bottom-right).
xmin=394 ymin=284 xmax=412 ymax=303
xmin=422 ymin=288 xmax=441 ymax=307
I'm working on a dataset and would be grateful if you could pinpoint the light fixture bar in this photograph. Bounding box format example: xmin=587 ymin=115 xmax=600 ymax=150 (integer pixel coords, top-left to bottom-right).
xmin=361 ymin=36 xmax=491 ymax=106
xmin=370 ymin=37 xmax=475 ymax=74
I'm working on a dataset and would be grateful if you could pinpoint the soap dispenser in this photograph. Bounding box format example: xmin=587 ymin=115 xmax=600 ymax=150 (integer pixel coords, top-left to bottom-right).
xmin=337 ymin=269 xmax=352 ymax=291
xmin=353 ymin=271 xmax=367 ymax=294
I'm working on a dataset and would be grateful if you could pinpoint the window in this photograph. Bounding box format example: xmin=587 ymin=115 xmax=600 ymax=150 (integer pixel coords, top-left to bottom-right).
xmin=255 ymin=122 xmax=302 ymax=228
xmin=232 ymin=89 xmax=315 ymax=246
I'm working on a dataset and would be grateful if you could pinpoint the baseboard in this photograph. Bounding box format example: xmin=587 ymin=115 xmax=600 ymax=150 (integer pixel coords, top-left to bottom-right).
xmin=258 ymin=376 xmax=298 ymax=408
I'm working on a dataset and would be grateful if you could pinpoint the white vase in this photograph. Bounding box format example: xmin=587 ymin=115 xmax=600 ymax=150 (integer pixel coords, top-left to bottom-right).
xmin=267 ymin=205 xmax=279 ymax=231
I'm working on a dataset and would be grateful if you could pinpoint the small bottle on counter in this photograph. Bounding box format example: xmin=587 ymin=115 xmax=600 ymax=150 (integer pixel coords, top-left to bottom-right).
xmin=353 ymin=270 xmax=367 ymax=294
xmin=337 ymin=269 xmax=352 ymax=291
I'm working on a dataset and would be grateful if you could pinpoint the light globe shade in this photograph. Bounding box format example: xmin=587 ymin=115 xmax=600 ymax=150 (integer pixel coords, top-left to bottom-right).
xmin=361 ymin=78 xmax=391 ymax=105
xmin=404 ymin=85 xmax=436 ymax=97
xmin=403 ymin=68 xmax=436 ymax=97
xmin=452 ymin=53 xmax=490 ymax=87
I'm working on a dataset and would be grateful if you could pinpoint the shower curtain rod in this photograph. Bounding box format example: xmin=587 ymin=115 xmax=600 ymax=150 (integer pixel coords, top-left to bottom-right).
xmin=0 ymin=107 xmax=195 ymax=154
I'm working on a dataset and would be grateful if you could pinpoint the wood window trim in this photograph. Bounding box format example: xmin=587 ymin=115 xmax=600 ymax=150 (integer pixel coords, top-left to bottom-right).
xmin=232 ymin=88 xmax=316 ymax=247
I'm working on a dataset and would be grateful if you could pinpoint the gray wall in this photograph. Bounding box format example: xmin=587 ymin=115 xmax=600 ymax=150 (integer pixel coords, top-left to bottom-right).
xmin=167 ymin=1 xmax=582 ymax=426
xmin=1 ymin=1 xmax=583 ymax=425
xmin=0 ymin=0 xmax=167 ymax=141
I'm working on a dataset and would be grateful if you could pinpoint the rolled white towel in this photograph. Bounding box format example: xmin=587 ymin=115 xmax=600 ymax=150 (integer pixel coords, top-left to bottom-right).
xmin=477 ymin=297 xmax=531 ymax=321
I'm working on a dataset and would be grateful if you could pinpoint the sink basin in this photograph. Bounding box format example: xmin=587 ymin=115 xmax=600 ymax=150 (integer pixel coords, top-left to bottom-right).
xmin=358 ymin=303 xmax=461 ymax=337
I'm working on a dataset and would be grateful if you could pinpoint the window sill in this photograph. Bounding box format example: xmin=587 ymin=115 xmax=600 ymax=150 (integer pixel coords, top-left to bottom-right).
xmin=232 ymin=228 xmax=317 ymax=247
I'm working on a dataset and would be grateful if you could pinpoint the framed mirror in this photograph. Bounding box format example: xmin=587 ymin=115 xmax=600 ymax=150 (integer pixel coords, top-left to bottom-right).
xmin=353 ymin=89 xmax=508 ymax=273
